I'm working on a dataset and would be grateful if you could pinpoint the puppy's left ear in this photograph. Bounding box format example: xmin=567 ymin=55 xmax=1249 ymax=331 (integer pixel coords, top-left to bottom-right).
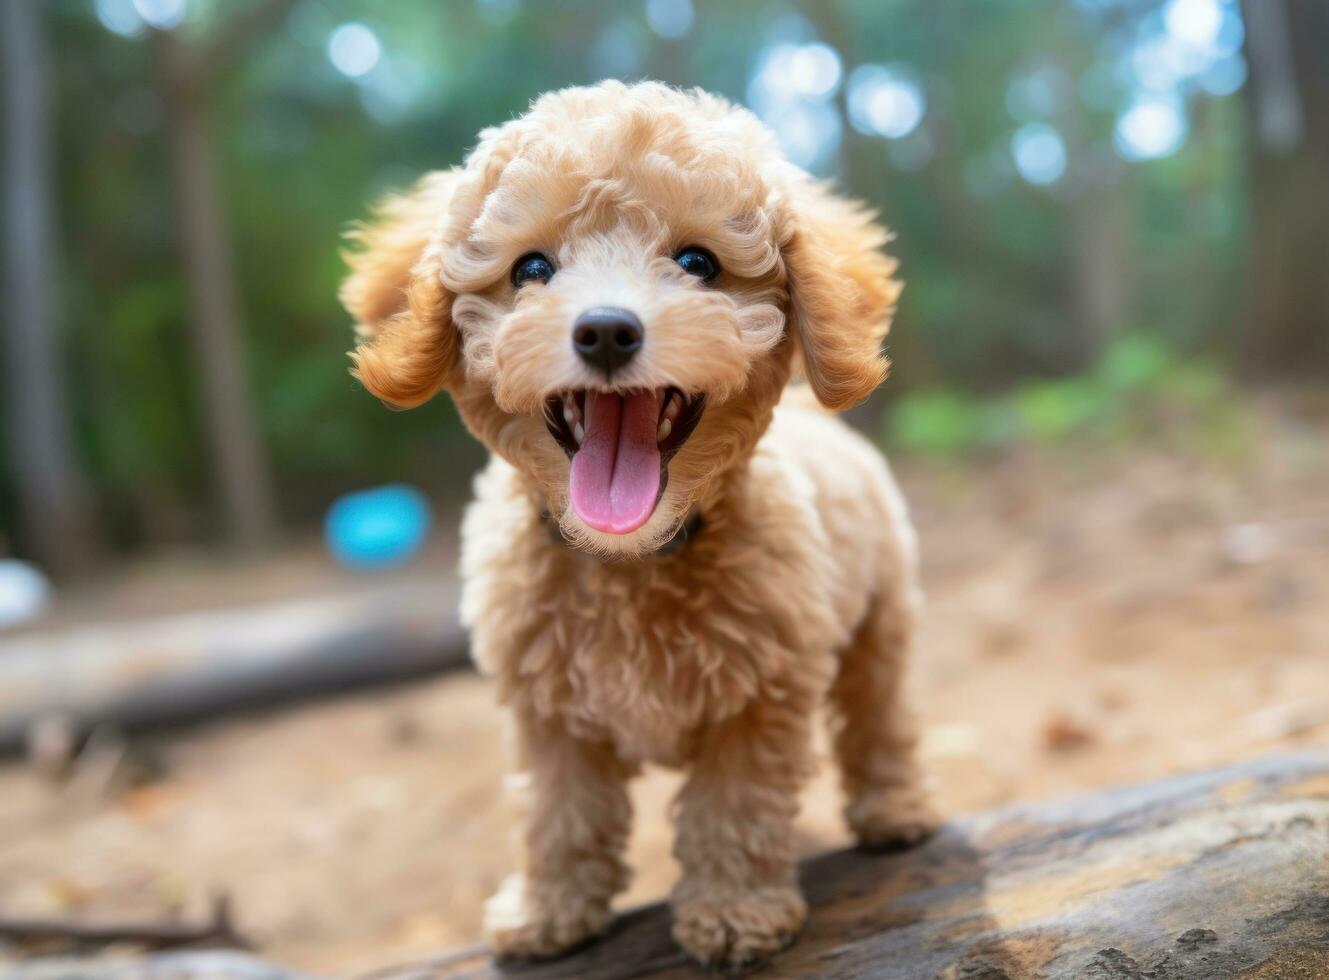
xmin=342 ymin=170 xmax=461 ymax=408
xmin=779 ymin=176 xmax=902 ymax=411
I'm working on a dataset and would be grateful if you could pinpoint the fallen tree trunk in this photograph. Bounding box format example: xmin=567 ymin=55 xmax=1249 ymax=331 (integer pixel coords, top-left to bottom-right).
xmin=377 ymin=750 xmax=1329 ymax=979
xmin=0 ymin=582 xmax=467 ymax=752
xmin=9 ymin=752 xmax=1329 ymax=979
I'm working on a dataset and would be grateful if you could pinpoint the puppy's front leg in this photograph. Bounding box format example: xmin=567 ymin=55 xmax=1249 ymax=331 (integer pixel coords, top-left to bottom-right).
xmin=671 ymin=694 xmax=814 ymax=969
xmin=484 ymin=712 xmax=635 ymax=959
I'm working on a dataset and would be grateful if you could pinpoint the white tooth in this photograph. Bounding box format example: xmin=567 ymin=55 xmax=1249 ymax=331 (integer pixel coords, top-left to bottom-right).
xmin=664 ymin=394 xmax=681 ymax=421
xmin=657 ymin=417 xmax=672 ymax=443
xmin=563 ymin=404 xmax=575 ymax=427
xmin=574 ymin=422 xmax=585 ymax=444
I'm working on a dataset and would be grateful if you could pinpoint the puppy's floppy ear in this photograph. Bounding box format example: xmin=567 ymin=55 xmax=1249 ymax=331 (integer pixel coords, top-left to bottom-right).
xmin=779 ymin=176 xmax=902 ymax=411
xmin=342 ymin=170 xmax=461 ymax=408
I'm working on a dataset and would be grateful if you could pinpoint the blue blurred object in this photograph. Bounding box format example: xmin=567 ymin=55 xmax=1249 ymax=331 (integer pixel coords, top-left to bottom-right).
xmin=324 ymin=484 xmax=433 ymax=569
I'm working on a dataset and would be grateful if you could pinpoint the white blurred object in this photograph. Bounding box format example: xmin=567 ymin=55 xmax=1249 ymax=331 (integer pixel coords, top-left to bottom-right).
xmin=0 ymin=559 xmax=51 ymax=630
xmin=1222 ymin=522 xmax=1277 ymax=566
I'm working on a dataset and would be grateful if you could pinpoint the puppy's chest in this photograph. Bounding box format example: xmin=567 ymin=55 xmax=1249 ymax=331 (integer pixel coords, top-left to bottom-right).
xmin=491 ymin=548 xmax=830 ymax=764
xmin=558 ymin=573 xmax=753 ymax=759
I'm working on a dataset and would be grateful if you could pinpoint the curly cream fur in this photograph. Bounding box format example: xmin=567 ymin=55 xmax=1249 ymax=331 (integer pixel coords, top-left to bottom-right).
xmin=342 ymin=81 xmax=934 ymax=969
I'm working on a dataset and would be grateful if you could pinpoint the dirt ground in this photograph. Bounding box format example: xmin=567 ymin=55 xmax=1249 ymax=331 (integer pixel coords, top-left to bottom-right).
xmin=1 ymin=396 xmax=1326 ymax=976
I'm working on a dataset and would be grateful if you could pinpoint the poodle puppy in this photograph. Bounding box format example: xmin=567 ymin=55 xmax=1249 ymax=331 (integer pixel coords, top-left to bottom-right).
xmin=341 ymin=81 xmax=935 ymax=969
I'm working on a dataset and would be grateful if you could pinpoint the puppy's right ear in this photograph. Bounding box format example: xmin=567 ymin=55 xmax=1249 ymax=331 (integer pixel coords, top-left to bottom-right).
xmin=342 ymin=170 xmax=461 ymax=408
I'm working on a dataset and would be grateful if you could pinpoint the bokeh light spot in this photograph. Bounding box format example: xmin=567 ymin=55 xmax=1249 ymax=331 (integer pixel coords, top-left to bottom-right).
xmin=131 ymin=0 xmax=187 ymax=31
xmin=1115 ymin=97 xmax=1189 ymax=160
xmin=645 ymin=0 xmax=694 ymax=40
xmin=328 ymin=22 xmax=382 ymax=80
xmin=1011 ymin=123 xmax=1068 ymax=186
xmin=788 ymin=42 xmax=842 ymax=99
xmin=1164 ymin=0 xmax=1223 ymax=49
xmin=1198 ymin=52 xmax=1247 ymax=97
xmin=747 ymin=41 xmax=846 ymax=173
xmin=95 ymin=0 xmax=146 ymax=37
xmin=846 ymin=65 xmax=926 ymax=140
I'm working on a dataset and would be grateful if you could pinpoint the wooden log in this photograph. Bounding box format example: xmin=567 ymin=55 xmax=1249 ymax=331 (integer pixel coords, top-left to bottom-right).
xmin=8 ymin=753 xmax=1329 ymax=979
xmin=0 ymin=581 xmax=466 ymax=752
xmin=375 ymin=751 xmax=1329 ymax=980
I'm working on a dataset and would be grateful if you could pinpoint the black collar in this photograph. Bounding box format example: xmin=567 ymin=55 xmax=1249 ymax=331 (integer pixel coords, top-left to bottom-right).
xmin=541 ymin=508 xmax=705 ymax=557
xmin=655 ymin=508 xmax=705 ymax=556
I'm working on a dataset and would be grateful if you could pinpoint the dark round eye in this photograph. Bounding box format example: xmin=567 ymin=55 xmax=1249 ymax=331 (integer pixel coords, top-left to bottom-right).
xmin=674 ymin=246 xmax=719 ymax=284
xmin=512 ymin=252 xmax=555 ymax=287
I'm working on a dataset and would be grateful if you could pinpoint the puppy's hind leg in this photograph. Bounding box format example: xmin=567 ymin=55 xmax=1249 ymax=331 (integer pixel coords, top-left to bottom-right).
xmin=829 ymin=587 xmax=939 ymax=849
xmin=484 ymin=712 xmax=636 ymax=959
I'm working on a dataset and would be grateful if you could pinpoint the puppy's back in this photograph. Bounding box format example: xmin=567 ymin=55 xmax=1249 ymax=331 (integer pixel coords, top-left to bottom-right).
xmin=765 ymin=389 xmax=918 ymax=592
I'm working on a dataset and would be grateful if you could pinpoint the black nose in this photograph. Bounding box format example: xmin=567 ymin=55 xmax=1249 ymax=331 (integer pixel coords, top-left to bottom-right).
xmin=572 ymin=307 xmax=643 ymax=378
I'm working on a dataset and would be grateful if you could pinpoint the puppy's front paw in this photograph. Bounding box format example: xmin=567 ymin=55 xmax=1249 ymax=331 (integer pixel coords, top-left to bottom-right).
xmin=845 ymin=780 xmax=940 ymax=850
xmin=671 ymin=884 xmax=806 ymax=970
xmin=483 ymin=874 xmax=611 ymax=960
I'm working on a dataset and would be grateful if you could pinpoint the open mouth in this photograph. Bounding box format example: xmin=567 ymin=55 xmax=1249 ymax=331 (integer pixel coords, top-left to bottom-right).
xmin=543 ymin=386 xmax=705 ymax=534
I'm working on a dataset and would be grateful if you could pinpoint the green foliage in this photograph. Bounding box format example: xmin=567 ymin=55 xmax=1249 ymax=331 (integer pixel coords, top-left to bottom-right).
xmin=893 ymin=391 xmax=1016 ymax=456
xmin=887 ymin=334 xmax=1254 ymax=459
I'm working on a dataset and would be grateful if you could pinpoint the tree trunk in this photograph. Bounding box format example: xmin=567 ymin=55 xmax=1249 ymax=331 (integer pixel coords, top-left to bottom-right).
xmin=0 ymin=0 xmax=95 ymax=578
xmin=159 ymin=33 xmax=279 ymax=549
xmin=1067 ymin=174 xmax=1129 ymax=368
xmin=1241 ymin=0 xmax=1329 ymax=373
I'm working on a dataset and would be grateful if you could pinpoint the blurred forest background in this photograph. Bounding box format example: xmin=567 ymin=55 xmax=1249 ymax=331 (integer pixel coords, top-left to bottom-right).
xmin=4 ymin=0 xmax=1326 ymax=579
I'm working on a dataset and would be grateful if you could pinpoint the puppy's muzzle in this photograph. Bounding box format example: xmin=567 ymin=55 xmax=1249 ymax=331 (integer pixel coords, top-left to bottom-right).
xmin=572 ymin=307 xmax=643 ymax=379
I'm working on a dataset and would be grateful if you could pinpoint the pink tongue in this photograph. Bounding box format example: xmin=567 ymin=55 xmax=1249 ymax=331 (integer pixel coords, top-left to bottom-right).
xmin=569 ymin=390 xmax=662 ymax=534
